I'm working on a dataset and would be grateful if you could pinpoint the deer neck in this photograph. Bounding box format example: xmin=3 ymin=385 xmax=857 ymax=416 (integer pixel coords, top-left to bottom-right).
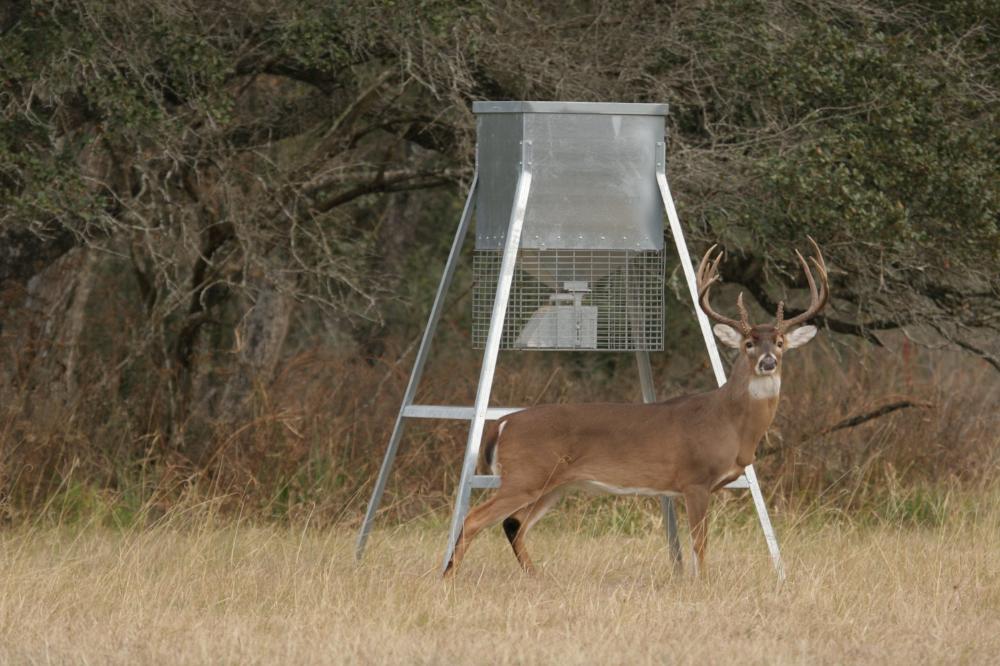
xmin=720 ymin=355 xmax=781 ymax=465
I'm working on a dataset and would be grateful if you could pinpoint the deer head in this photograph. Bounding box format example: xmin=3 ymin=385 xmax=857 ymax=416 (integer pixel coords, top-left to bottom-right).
xmin=696 ymin=238 xmax=829 ymax=378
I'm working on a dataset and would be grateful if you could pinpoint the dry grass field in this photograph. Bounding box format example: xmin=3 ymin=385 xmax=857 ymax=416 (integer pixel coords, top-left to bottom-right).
xmin=3 ymin=339 xmax=998 ymax=664
xmin=2 ymin=492 xmax=998 ymax=665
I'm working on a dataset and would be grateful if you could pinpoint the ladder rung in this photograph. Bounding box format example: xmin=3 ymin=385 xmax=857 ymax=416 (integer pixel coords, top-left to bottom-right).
xmin=724 ymin=476 xmax=750 ymax=489
xmin=470 ymin=475 xmax=501 ymax=489
xmin=401 ymin=405 xmax=524 ymax=420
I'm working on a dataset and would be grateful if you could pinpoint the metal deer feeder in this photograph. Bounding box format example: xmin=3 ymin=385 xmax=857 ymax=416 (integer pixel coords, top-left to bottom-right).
xmin=356 ymin=101 xmax=784 ymax=577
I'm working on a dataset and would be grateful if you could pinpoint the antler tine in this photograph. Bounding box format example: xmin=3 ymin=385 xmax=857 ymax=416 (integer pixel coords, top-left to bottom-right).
xmin=796 ymin=249 xmax=819 ymax=304
xmin=774 ymin=300 xmax=785 ymax=329
xmin=808 ymin=238 xmax=829 ymax=292
xmin=695 ymin=245 xmax=743 ymax=331
xmin=708 ymin=251 xmax=725 ymax=291
xmin=696 ymin=243 xmax=718 ymax=285
xmin=695 ymin=245 xmax=722 ymax=299
xmin=736 ymin=292 xmax=752 ymax=336
xmin=779 ymin=236 xmax=829 ymax=330
xmin=808 ymin=235 xmax=827 ymax=275
xmin=805 ymin=236 xmax=829 ymax=294
xmin=696 ymin=245 xmax=728 ymax=300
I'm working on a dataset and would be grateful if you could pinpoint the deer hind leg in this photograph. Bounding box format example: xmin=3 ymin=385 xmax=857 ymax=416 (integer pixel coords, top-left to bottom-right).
xmin=444 ymin=490 xmax=537 ymax=577
xmin=683 ymin=487 xmax=711 ymax=577
xmin=502 ymin=489 xmax=563 ymax=575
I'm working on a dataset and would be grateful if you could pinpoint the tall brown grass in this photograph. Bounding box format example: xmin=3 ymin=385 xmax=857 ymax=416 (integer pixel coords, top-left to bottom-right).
xmin=3 ymin=326 xmax=999 ymax=663
xmin=2 ymin=326 xmax=998 ymax=529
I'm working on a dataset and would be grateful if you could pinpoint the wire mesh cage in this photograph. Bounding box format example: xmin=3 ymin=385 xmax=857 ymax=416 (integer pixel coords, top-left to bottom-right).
xmin=473 ymin=249 xmax=665 ymax=351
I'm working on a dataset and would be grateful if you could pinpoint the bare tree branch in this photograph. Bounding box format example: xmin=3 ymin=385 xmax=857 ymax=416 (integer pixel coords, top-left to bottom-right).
xmin=819 ymin=400 xmax=934 ymax=436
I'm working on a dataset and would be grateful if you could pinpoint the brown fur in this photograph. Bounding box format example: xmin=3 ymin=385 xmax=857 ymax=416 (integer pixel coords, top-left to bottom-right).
xmin=445 ymin=346 xmax=790 ymax=577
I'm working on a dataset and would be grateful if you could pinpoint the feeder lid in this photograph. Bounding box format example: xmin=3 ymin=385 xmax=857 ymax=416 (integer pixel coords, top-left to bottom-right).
xmin=473 ymin=101 xmax=668 ymax=116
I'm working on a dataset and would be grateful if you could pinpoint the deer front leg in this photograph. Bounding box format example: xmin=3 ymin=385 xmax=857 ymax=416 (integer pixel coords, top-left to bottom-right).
xmin=683 ymin=487 xmax=711 ymax=577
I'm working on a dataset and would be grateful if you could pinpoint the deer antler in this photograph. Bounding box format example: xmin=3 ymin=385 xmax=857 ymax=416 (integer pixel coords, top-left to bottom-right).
xmin=696 ymin=245 xmax=752 ymax=336
xmin=775 ymin=236 xmax=829 ymax=331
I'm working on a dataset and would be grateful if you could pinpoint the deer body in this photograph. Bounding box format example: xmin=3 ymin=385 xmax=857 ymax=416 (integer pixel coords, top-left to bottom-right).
xmin=443 ymin=240 xmax=828 ymax=577
xmin=486 ymin=355 xmax=778 ymax=499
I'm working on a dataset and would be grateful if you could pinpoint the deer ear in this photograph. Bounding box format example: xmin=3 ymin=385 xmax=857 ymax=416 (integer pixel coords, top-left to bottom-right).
xmin=713 ymin=324 xmax=743 ymax=348
xmin=785 ymin=325 xmax=817 ymax=349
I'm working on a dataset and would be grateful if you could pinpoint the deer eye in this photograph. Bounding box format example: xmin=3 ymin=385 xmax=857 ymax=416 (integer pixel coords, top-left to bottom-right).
xmin=744 ymin=341 xmax=754 ymax=350
xmin=777 ymin=340 xmax=784 ymax=348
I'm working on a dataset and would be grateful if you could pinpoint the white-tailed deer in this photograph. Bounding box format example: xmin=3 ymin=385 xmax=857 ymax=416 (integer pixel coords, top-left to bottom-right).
xmin=444 ymin=239 xmax=829 ymax=577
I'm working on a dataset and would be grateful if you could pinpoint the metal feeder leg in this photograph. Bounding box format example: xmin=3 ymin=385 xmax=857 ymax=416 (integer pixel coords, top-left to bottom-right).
xmin=442 ymin=143 xmax=533 ymax=573
xmin=745 ymin=463 xmax=786 ymax=580
xmin=355 ymin=173 xmax=479 ymax=561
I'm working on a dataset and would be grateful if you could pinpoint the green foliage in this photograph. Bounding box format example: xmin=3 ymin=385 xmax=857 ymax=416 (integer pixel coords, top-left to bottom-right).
xmin=668 ymin=3 xmax=999 ymax=265
xmin=754 ymin=18 xmax=997 ymax=256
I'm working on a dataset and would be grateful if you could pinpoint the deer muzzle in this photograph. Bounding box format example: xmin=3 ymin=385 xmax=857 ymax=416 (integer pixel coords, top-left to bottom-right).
xmin=757 ymin=354 xmax=778 ymax=374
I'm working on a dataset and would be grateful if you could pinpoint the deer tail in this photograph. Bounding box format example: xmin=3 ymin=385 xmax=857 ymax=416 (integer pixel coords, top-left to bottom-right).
xmin=478 ymin=419 xmax=503 ymax=475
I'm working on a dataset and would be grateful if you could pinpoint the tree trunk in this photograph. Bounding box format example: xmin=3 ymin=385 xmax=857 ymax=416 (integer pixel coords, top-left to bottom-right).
xmin=218 ymin=273 xmax=294 ymax=422
xmin=0 ymin=247 xmax=98 ymax=410
xmin=59 ymin=249 xmax=97 ymax=397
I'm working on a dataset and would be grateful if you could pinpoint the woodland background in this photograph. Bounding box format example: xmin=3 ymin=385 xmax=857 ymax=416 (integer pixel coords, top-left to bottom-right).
xmin=1 ymin=0 xmax=998 ymax=527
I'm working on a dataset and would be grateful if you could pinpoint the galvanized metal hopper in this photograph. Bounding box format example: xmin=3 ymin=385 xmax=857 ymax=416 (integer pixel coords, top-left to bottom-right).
xmin=473 ymin=102 xmax=666 ymax=351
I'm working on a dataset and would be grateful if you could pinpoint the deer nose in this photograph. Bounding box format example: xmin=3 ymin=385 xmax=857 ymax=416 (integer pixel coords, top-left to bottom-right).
xmin=759 ymin=355 xmax=777 ymax=372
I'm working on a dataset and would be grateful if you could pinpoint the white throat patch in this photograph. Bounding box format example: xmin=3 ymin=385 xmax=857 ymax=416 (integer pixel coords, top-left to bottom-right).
xmin=748 ymin=374 xmax=781 ymax=400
